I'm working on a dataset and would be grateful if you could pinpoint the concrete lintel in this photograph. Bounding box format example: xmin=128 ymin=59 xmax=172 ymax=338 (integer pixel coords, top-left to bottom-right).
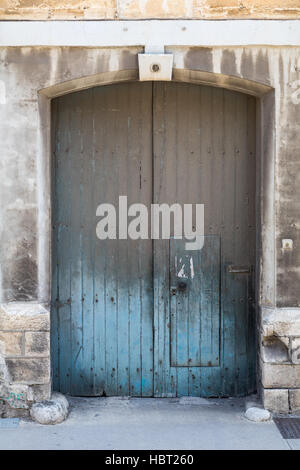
xmin=0 ymin=20 xmax=300 ymax=47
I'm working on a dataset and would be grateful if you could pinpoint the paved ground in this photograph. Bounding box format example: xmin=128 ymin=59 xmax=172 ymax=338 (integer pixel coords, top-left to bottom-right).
xmin=0 ymin=396 xmax=298 ymax=450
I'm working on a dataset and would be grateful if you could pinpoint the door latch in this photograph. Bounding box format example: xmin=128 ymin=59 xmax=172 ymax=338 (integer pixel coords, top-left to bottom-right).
xmin=171 ymin=281 xmax=188 ymax=295
xmin=227 ymin=265 xmax=252 ymax=274
xmin=178 ymin=281 xmax=187 ymax=292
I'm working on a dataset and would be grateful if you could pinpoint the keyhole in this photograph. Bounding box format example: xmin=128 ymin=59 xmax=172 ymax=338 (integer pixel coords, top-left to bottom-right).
xmin=178 ymin=281 xmax=187 ymax=292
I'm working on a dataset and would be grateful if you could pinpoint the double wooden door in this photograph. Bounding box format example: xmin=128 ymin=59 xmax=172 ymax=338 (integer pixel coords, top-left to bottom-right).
xmin=52 ymin=81 xmax=256 ymax=397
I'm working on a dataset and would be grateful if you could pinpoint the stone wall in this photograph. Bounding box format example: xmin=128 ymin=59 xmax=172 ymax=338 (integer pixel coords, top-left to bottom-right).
xmin=0 ymin=0 xmax=300 ymax=20
xmin=261 ymin=308 xmax=300 ymax=413
xmin=0 ymin=304 xmax=50 ymax=416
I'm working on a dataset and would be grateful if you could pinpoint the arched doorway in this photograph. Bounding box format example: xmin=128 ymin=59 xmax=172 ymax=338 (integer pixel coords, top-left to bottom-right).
xmin=51 ymin=81 xmax=256 ymax=397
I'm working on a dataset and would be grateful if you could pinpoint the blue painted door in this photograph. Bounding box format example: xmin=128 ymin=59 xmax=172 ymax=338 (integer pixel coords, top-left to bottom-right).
xmin=152 ymin=82 xmax=256 ymax=397
xmin=52 ymin=81 xmax=256 ymax=397
xmin=51 ymin=83 xmax=154 ymax=396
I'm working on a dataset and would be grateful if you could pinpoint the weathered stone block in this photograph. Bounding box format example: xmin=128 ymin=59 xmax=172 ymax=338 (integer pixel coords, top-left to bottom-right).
xmin=0 ymin=381 xmax=51 ymax=409
xmin=118 ymin=0 xmax=300 ymax=19
xmin=261 ymin=336 xmax=290 ymax=363
xmin=27 ymin=383 xmax=51 ymax=402
xmin=25 ymin=331 xmax=49 ymax=357
xmin=0 ymin=331 xmax=23 ymax=356
xmin=1 ymin=0 xmax=300 ymax=20
xmin=0 ymin=364 xmax=6 ymax=383
xmin=245 ymin=406 xmax=271 ymax=422
xmin=289 ymin=389 xmax=300 ymax=412
xmin=119 ymin=0 xmax=190 ymax=19
xmin=263 ymin=388 xmax=289 ymax=413
xmin=262 ymin=363 xmax=300 ymax=388
xmin=262 ymin=308 xmax=300 ymax=337
xmin=5 ymin=358 xmax=50 ymax=384
xmin=2 ymin=406 xmax=29 ymax=418
xmin=0 ymin=0 xmax=116 ymax=20
xmin=0 ymin=303 xmax=50 ymax=331
xmin=0 ymin=383 xmax=31 ymax=409
xmin=0 ymin=349 xmax=11 ymax=384
xmin=290 ymin=337 xmax=300 ymax=364
xmin=30 ymin=392 xmax=69 ymax=425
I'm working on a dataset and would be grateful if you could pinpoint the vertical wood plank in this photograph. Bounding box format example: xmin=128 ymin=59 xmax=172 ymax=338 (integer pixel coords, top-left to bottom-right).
xmin=68 ymin=93 xmax=85 ymax=395
xmin=153 ymin=82 xmax=176 ymax=397
xmin=93 ymin=85 xmax=108 ymax=395
xmin=246 ymin=95 xmax=257 ymax=394
xmin=80 ymin=89 xmax=96 ymax=395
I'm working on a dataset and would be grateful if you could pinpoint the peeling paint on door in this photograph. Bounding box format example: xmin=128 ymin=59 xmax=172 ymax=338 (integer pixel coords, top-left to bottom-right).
xmin=52 ymin=81 xmax=256 ymax=397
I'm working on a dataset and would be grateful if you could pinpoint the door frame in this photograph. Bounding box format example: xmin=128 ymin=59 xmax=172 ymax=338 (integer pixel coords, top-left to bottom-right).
xmin=36 ymin=48 xmax=275 ymax=397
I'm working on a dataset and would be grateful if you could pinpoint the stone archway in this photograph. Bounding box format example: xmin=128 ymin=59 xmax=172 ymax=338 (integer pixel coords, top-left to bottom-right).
xmin=1 ymin=45 xmax=282 ymax=412
xmin=36 ymin=51 xmax=274 ymax=401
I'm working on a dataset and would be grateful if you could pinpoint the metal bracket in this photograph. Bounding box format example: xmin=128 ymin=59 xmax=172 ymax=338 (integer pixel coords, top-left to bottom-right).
xmin=144 ymin=44 xmax=165 ymax=54
xmin=138 ymin=44 xmax=173 ymax=81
